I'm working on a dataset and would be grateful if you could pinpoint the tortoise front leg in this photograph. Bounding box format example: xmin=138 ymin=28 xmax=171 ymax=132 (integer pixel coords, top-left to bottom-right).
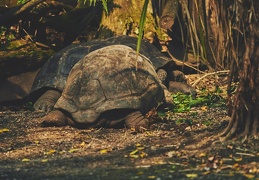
xmin=156 ymin=69 xmax=174 ymax=106
xmin=41 ymin=109 xmax=75 ymax=127
xmin=33 ymin=89 xmax=61 ymax=112
xmin=157 ymin=69 xmax=168 ymax=86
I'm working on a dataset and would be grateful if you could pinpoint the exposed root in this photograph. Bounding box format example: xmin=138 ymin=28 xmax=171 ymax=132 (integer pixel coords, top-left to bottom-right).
xmin=220 ymin=105 xmax=259 ymax=142
xmin=184 ymin=135 xmax=219 ymax=150
xmin=252 ymin=111 xmax=259 ymax=139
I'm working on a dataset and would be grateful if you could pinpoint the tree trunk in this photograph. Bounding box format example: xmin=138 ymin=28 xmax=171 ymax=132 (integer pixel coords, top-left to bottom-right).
xmin=95 ymin=0 xmax=170 ymax=41
xmin=220 ymin=0 xmax=259 ymax=140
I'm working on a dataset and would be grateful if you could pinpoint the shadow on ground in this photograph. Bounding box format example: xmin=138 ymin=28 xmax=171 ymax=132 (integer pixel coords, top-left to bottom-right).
xmin=1 ymin=103 xmax=259 ymax=179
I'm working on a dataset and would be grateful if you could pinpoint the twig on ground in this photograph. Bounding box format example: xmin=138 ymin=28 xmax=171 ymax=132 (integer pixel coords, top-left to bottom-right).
xmin=191 ymin=70 xmax=229 ymax=87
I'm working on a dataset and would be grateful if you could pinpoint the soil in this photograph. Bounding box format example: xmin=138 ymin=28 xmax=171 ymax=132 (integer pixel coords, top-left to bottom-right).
xmin=1 ymin=75 xmax=259 ymax=180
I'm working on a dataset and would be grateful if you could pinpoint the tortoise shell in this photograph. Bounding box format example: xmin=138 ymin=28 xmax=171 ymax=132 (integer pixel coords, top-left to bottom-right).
xmin=54 ymin=45 xmax=165 ymax=124
xmin=31 ymin=35 xmax=174 ymax=96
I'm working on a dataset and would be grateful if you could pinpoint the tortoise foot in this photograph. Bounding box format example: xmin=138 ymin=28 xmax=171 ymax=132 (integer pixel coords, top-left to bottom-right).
xmin=172 ymin=70 xmax=187 ymax=82
xmin=125 ymin=111 xmax=149 ymax=132
xmin=34 ymin=89 xmax=61 ymax=112
xmin=41 ymin=110 xmax=68 ymax=127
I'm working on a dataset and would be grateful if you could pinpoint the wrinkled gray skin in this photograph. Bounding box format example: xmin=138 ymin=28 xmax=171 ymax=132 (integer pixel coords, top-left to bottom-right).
xmin=31 ymin=35 xmax=196 ymax=113
xmin=40 ymin=45 xmax=166 ymax=130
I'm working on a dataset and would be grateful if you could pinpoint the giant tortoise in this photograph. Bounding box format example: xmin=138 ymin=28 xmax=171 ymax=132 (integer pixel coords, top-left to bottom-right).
xmin=40 ymin=45 xmax=166 ymax=130
xmin=31 ymin=35 xmax=196 ymax=112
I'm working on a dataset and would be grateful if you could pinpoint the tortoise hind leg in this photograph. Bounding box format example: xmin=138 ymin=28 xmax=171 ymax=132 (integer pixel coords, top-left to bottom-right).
xmin=98 ymin=110 xmax=149 ymax=131
xmin=125 ymin=111 xmax=149 ymax=132
xmin=33 ymin=89 xmax=61 ymax=112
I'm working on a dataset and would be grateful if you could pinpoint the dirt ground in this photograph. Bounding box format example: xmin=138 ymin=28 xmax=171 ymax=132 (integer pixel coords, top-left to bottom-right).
xmin=1 ymin=75 xmax=259 ymax=180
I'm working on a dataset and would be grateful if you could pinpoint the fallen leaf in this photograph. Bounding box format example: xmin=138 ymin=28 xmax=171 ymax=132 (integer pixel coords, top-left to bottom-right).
xmin=45 ymin=149 xmax=56 ymax=155
xmin=68 ymin=149 xmax=79 ymax=153
xmin=186 ymin=173 xmax=198 ymax=178
xmin=137 ymin=147 xmax=145 ymax=151
xmin=100 ymin=149 xmax=108 ymax=154
xmin=233 ymin=157 xmax=242 ymax=162
xmin=243 ymin=174 xmax=255 ymax=179
xmin=22 ymin=158 xmax=30 ymax=162
xmin=166 ymin=151 xmax=176 ymax=158
xmin=73 ymin=142 xmax=86 ymax=148
xmin=227 ymin=145 xmax=233 ymax=149
xmin=147 ymin=175 xmax=156 ymax=179
xmin=139 ymin=151 xmax=148 ymax=157
xmin=0 ymin=128 xmax=9 ymax=133
xmin=130 ymin=149 xmax=139 ymax=155
xmin=232 ymin=163 xmax=239 ymax=168
xmin=201 ymin=106 xmax=208 ymax=111
xmin=145 ymin=131 xmax=152 ymax=136
xmin=80 ymin=142 xmax=86 ymax=147
xmin=137 ymin=171 xmax=143 ymax=175
xmin=59 ymin=151 xmax=65 ymax=155
xmin=199 ymin=152 xmax=207 ymax=157
xmin=41 ymin=159 xmax=49 ymax=163
xmin=129 ymin=154 xmax=139 ymax=158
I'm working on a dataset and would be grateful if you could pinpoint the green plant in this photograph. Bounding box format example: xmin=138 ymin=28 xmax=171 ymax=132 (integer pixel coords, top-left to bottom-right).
xmin=136 ymin=0 xmax=149 ymax=56
xmin=86 ymin=0 xmax=108 ymax=13
xmin=0 ymin=27 xmax=15 ymax=48
xmin=172 ymin=89 xmax=226 ymax=113
xmin=17 ymin=0 xmax=27 ymax=5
